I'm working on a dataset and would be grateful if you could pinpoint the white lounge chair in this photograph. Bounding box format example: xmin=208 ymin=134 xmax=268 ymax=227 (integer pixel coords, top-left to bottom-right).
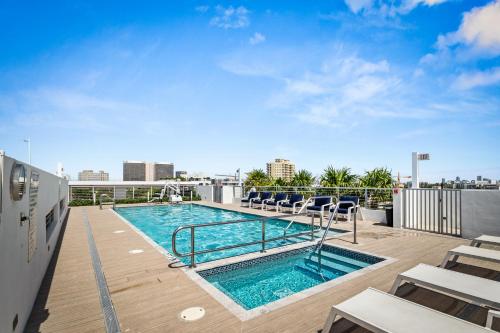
xmin=440 ymin=245 xmax=500 ymax=268
xmin=390 ymin=263 xmax=500 ymax=311
xmin=322 ymin=288 xmax=492 ymax=333
xmin=471 ymin=235 xmax=500 ymax=248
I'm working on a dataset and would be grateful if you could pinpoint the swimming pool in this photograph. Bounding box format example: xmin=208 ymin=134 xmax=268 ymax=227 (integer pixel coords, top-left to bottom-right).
xmin=114 ymin=204 xmax=347 ymax=264
xmin=198 ymin=244 xmax=385 ymax=310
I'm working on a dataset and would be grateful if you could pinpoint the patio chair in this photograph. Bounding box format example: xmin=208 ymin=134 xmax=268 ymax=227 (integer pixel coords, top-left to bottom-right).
xmin=306 ymin=196 xmax=334 ymax=217
xmin=250 ymin=192 xmax=273 ymax=209
xmin=329 ymin=195 xmax=363 ymax=223
xmin=280 ymin=194 xmax=305 ymax=214
xmin=264 ymin=193 xmax=288 ymax=211
xmin=322 ymin=287 xmax=492 ymax=333
xmin=440 ymin=245 xmax=500 ymax=268
xmin=240 ymin=191 xmax=259 ymax=207
xmin=470 ymin=235 xmax=500 ymax=248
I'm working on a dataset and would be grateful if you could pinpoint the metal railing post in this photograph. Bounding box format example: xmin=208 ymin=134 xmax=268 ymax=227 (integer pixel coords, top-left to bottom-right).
xmin=261 ymin=219 xmax=266 ymax=252
xmin=190 ymin=226 xmax=196 ymax=268
xmin=364 ymin=188 xmax=368 ymax=208
xmin=311 ymin=214 xmax=315 ymax=241
xmin=353 ymin=207 xmax=358 ymax=244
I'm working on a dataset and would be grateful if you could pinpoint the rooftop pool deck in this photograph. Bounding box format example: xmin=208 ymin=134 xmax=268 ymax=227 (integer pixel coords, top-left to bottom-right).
xmin=26 ymin=202 xmax=500 ymax=333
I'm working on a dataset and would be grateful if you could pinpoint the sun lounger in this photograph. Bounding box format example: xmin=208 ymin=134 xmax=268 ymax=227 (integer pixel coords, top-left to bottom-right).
xmin=471 ymin=235 xmax=500 ymax=248
xmin=241 ymin=191 xmax=259 ymax=207
xmin=250 ymin=192 xmax=273 ymax=208
xmin=322 ymin=287 xmax=492 ymax=333
xmin=441 ymin=245 xmax=500 ymax=268
xmin=390 ymin=263 xmax=500 ymax=310
xmin=280 ymin=194 xmax=305 ymax=214
xmin=329 ymin=195 xmax=363 ymax=223
xmin=264 ymin=192 xmax=288 ymax=211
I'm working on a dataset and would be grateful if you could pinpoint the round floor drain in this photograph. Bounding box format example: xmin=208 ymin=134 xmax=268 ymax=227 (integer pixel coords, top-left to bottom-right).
xmin=128 ymin=249 xmax=144 ymax=254
xmin=179 ymin=307 xmax=205 ymax=321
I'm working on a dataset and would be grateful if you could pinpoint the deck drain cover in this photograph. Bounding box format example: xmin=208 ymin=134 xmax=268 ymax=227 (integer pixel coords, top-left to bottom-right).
xmin=113 ymin=230 xmax=125 ymax=234
xmin=128 ymin=249 xmax=144 ymax=254
xmin=179 ymin=307 xmax=205 ymax=321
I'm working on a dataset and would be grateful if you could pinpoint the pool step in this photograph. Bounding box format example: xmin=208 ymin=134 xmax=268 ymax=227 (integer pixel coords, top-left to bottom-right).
xmin=301 ymin=260 xmax=351 ymax=277
xmin=307 ymin=251 xmax=366 ymax=272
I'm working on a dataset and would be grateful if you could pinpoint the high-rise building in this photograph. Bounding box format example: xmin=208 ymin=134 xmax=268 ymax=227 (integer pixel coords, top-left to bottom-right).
xmin=477 ymin=175 xmax=482 ymax=181
xmin=123 ymin=161 xmax=174 ymax=181
xmin=154 ymin=162 xmax=174 ymax=180
xmin=176 ymin=171 xmax=188 ymax=179
xmin=78 ymin=169 xmax=109 ymax=181
xmin=266 ymin=158 xmax=295 ymax=182
xmin=123 ymin=161 xmax=146 ymax=181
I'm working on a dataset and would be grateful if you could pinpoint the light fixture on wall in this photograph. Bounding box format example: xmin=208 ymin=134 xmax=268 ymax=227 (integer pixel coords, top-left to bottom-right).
xmin=10 ymin=163 xmax=26 ymax=201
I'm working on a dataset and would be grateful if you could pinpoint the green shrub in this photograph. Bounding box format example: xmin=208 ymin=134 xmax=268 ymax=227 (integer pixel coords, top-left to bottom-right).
xmin=69 ymin=199 xmax=95 ymax=206
xmin=115 ymin=198 xmax=149 ymax=204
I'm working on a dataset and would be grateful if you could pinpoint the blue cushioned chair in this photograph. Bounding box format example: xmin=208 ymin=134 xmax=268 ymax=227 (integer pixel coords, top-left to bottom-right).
xmin=241 ymin=191 xmax=259 ymax=207
xmin=306 ymin=196 xmax=334 ymax=216
xmin=280 ymin=194 xmax=305 ymax=214
xmin=250 ymin=192 xmax=273 ymax=208
xmin=329 ymin=195 xmax=363 ymax=223
xmin=264 ymin=193 xmax=288 ymax=211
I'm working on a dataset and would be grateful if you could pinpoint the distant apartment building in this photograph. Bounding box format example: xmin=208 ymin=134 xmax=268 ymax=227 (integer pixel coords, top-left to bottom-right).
xmin=154 ymin=162 xmax=174 ymax=180
xmin=266 ymin=158 xmax=295 ymax=182
xmin=123 ymin=161 xmax=146 ymax=181
xmin=78 ymin=169 xmax=109 ymax=181
xmin=123 ymin=161 xmax=174 ymax=181
xmin=176 ymin=171 xmax=188 ymax=179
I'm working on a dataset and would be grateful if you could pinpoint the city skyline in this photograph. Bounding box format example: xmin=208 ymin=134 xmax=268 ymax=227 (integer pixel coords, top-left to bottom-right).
xmin=1 ymin=1 xmax=499 ymax=181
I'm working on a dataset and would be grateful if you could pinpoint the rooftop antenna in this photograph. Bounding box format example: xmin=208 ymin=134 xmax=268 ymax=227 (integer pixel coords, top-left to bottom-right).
xmin=23 ymin=138 xmax=31 ymax=165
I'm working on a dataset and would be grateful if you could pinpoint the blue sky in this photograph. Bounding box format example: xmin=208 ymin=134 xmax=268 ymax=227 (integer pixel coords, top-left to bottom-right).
xmin=1 ymin=0 xmax=499 ymax=181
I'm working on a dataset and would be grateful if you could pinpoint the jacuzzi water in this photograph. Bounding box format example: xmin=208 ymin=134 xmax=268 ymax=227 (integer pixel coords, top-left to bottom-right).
xmin=114 ymin=204 xmax=346 ymax=264
xmin=199 ymin=244 xmax=384 ymax=310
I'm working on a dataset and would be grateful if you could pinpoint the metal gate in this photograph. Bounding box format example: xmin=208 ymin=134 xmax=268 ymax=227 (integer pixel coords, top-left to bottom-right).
xmin=402 ymin=189 xmax=461 ymax=236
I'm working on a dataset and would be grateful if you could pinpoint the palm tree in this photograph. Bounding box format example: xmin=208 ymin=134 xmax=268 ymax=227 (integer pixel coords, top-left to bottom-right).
xmin=360 ymin=167 xmax=393 ymax=188
xmin=244 ymin=169 xmax=271 ymax=187
xmin=360 ymin=167 xmax=393 ymax=207
xmin=272 ymin=177 xmax=289 ymax=187
xmin=320 ymin=166 xmax=358 ymax=187
xmin=291 ymin=169 xmax=315 ymax=187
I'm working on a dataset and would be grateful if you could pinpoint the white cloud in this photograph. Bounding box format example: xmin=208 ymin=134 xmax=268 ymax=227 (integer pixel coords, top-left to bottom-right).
xmin=1 ymin=88 xmax=145 ymax=132
xmin=343 ymin=0 xmax=448 ymax=16
xmin=195 ymin=5 xmax=209 ymax=13
xmin=344 ymin=0 xmax=373 ymax=14
xmin=453 ymin=67 xmax=500 ymax=90
xmin=436 ymin=1 xmax=500 ymax=56
xmin=210 ymin=6 xmax=250 ymax=29
xmin=249 ymin=32 xmax=266 ymax=45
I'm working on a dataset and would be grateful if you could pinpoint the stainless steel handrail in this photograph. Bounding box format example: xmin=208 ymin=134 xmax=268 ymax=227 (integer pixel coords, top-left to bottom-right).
xmin=171 ymin=213 xmax=321 ymax=268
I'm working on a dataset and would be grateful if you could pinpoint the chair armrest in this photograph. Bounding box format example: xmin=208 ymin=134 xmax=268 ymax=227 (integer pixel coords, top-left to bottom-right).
xmin=262 ymin=198 xmax=272 ymax=204
xmin=293 ymin=200 xmax=305 ymax=208
xmin=276 ymin=199 xmax=287 ymax=205
xmin=320 ymin=202 xmax=334 ymax=212
xmin=487 ymin=309 xmax=500 ymax=328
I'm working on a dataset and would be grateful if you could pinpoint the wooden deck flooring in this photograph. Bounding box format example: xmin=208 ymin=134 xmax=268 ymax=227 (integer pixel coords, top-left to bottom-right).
xmin=27 ymin=203 xmax=500 ymax=332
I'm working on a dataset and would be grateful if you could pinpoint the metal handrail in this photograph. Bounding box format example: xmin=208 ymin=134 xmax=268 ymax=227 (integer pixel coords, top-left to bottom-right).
xmin=283 ymin=196 xmax=339 ymax=237
xmin=171 ymin=213 xmax=321 ymax=268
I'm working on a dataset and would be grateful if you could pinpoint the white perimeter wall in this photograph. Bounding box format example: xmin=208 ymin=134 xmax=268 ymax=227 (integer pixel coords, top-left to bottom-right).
xmin=0 ymin=153 xmax=69 ymax=333
xmin=461 ymin=190 xmax=500 ymax=239
xmin=196 ymin=185 xmax=213 ymax=202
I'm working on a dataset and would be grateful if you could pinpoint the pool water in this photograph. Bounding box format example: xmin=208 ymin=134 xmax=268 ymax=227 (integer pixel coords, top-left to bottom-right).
xmin=199 ymin=244 xmax=384 ymax=310
xmin=114 ymin=204 xmax=346 ymax=264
